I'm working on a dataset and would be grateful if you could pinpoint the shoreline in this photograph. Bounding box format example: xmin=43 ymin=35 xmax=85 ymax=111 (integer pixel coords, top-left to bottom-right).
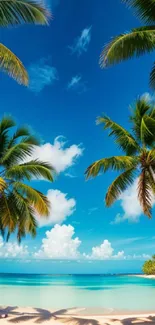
xmin=1 ymin=306 xmax=155 ymax=324
xmin=130 ymin=274 xmax=155 ymax=279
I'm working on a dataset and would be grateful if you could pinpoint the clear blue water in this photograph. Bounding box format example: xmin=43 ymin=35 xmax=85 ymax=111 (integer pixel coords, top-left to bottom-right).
xmin=0 ymin=274 xmax=155 ymax=313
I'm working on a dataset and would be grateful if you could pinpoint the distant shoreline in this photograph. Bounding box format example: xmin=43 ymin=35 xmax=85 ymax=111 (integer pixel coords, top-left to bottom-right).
xmin=129 ymin=274 xmax=155 ymax=279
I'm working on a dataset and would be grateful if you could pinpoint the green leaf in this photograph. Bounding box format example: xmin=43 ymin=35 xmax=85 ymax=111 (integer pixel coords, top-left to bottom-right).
xmin=0 ymin=43 xmax=28 ymax=85
xmin=138 ymin=169 xmax=152 ymax=218
xmin=6 ymin=160 xmax=54 ymax=181
xmin=97 ymin=115 xmax=139 ymax=154
xmin=0 ymin=0 xmax=51 ymax=27
xmin=122 ymin=0 xmax=155 ymax=24
xmin=105 ymin=168 xmax=136 ymax=206
xmin=13 ymin=181 xmax=51 ymax=216
xmin=85 ymin=156 xmax=138 ymax=179
xmin=100 ymin=26 xmax=155 ymax=68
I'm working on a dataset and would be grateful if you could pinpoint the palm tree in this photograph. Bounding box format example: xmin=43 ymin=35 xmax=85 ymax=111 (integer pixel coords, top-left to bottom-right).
xmin=0 ymin=0 xmax=51 ymax=85
xmin=85 ymin=97 xmax=155 ymax=219
xmin=0 ymin=116 xmax=54 ymax=242
xmin=100 ymin=0 xmax=155 ymax=89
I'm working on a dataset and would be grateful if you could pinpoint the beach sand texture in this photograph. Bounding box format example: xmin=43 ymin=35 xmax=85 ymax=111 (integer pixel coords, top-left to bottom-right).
xmin=0 ymin=307 xmax=155 ymax=325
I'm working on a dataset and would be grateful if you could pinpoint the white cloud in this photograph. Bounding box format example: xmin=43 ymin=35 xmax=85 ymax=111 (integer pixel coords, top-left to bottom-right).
xmin=36 ymin=189 xmax=76 ymax=227
xmin=35 ymin=224 xmax=81 ymax=259
xmin=30 ymin=136 xmax=83 ymax=174
xmin=67 ymin=75 xmax=81 ymax=89
xmin=28 ymin=58 xmax=58 ymax=93
xmin=112 ymin=179 xmax=154 ymax=224
xmin=69 ymin=27 xmax=92 ymax=56
xmin=84 ymin=240 xmax=125 ymax=260
xmin=111 ymin=178 xmax=155 ymax=224
xmin=0 ymin=237 xmax=29 ymax=259
xmin=67 ymin=75 xmax=87 ymax=93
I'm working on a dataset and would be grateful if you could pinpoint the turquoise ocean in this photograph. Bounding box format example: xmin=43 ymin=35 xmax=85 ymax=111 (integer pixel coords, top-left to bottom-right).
xmin=0 ymin=274 xmax=155 ymax=313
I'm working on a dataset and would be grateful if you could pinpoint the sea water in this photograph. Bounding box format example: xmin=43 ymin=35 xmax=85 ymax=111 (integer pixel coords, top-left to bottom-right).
xmin=0 ymin=274 xmax=155 ymax=313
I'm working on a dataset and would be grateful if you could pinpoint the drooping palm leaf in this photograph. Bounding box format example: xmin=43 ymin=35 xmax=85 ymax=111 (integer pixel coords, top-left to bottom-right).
xmin=105 ymin=168 xmax=136 ymax=206
xmin=0 ymin=0 xmax=51 ymax=27
xmin=85 ymin=156 xmax=138 ymax=179
xmin=6 ymin=160 xmax=54 ymax=181
xmin=13 ymin=182 xmax=50 ymax=216
xmin=100 ymin=26 xmax=155 ymax=68
xmin=130 ymin=98 xmax=155 ymax=145
xmin=97 ymin=115 xmax=140 ymax=154
xmin=122 ymin=0 xmax=155 ymax=24
xmin=0 ymin=43 xmax=28 ymax=85
xmin=138 ymin=169 xmax=152 ymax=218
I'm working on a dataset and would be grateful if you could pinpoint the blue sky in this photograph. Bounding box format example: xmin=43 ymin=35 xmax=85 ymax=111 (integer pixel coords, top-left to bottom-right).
xmin=0 ymin=0 xmax=155 ymax=274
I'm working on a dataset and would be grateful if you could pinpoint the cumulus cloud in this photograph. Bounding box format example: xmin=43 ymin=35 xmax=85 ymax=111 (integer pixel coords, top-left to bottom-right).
xmin=0 ymin=237 xmax=28 ymax=259
xmin=30 ymin=136 xmax=83 ymax=175
xmin=112 ymin=179 xmax=154 ymax=224
xmin=84 ymin=240 xmax=125 ymax=260
xmin=69 ymin=27 xmax=92 ymax=56
xmin=36 ymin=189 xmax=76 ymax=227
xmin=28 ymin=58 xmax=58 ymax=93
xmin=35 ymin=224 xmax=81 ymax=259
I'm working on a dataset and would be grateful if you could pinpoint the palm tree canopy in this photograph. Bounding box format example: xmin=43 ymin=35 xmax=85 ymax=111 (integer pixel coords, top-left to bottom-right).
xmin=0 ymin=116 xmax=55 ymax=242
xmin=0 ymin=0 xmax=51 ymax=85
xmin=100 ymin=1 xmax=155 ymax=88
xmin=122 ymin=0 xmax=155 ymax=24
xmin=0 ymin=43 xmax=28 ymax=85
xmin=85 ymin=97 xmax=155 ymax=219
xmin=0 ymin=0 xmax=51 ymax=27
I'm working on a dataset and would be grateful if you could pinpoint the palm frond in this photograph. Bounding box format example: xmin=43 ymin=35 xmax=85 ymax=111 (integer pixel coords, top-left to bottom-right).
xmin=13 ymin=182 xmax=50 ymax=216
xmin=1 ymin=142 xmax=34 ymax=166
xmin=122 ymin=0 xmax=155 ymax=24
xmin=105 ymin=168 xmax=136 ymax=206
xmin=138 ymin=168 xmax=152 ymax=218
xmin=85 ymin=156 xmax=138 ymax=179
xmin=0 ymin=43 xmax=28 ymax=85
xmin=0 ymin=177 xmax=7 ymax=192
xmin=100 ymin=26 xmax=155 ymax=68
xmin=97 ymin=115 xmax=139 ymax=154
xmin=0 ymin=194 xmax=17 ymax=232
xmin=6 ymin=160 xmax=54 ymax=181
xmin=141 ymin=115 xmax=155 ymax=145
xmin=0 ymin=116 xmax=15 ymax=133
xmin=130 ymin=98 xmax=154 ymax=143
xmin=0 ymin=0 xmax=51 ymax=27
xmin=8 ymin=126 xmax=32 ymax=148
xmin=150 ymin=62 xmax=155 ymax=89
xmin=12 ymin=189 xmax=37 ymax=241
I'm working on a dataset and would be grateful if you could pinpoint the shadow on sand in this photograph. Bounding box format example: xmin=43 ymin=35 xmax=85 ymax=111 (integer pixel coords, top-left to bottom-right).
xmin=0 ymin=307 xmax=155 ymax=325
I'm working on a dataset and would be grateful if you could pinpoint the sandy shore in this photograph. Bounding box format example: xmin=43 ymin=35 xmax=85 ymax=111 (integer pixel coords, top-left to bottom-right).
xmin=131 ymin=274 xmax=155 ymax=279
xmin=0 ymin=307 xmax=155 ymax=325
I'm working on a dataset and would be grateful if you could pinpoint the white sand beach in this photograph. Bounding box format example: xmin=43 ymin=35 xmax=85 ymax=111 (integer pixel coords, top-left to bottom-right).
xmin=1 ymin=307 xmax=155 ymax=325
xmin=132 ymin=275 xmax=155 ymax=279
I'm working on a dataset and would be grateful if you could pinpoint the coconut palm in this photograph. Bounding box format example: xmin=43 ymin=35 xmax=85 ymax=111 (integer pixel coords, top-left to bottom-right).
xmin=0 ymin=116 xmax=54 ymax=242
xmin=85 ymin=97 xmax=155 ymax=219
xmin=0 ymin=0 xmax=50 ymax=85
xmin=100 ymin=0 xmax=155 ymax=89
